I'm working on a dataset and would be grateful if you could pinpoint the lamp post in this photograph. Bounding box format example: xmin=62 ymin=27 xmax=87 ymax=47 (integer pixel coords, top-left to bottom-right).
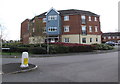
xmin=0 ymin=24 xmax=2 ymax=56
xmin=47 ymin=35 xmax=49 ymax=54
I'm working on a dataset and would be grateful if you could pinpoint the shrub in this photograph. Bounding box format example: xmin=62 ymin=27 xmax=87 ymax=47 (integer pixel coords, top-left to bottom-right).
xmin=69 ymin=45 xmax=94 ymax=52
xmin=92 ymin=43 xmax=114 ymax=50
xmin=29 ymin=47 xmax=47 ymax=54
xmin=49 ymin=45 xmax=69 ymax=54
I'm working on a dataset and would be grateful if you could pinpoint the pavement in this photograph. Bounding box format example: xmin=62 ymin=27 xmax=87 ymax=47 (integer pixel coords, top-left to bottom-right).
xmin=2 ymin=51 xmax=118 ymax=82
xmin=2 ymin=63 xmax=37 ymax=74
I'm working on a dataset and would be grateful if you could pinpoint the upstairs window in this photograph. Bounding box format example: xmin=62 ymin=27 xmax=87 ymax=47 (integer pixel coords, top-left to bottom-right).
xmin=108 ymin=36 xmax=111 ymax=39
xmin=64 ymin=16 xmax=69 ymax=21
xmin=94 ymin=17 xmax=97 ymax=21
xmin=82 ymin=25 xmax=87 ymax=35
xmin=89 ymin=16 xmax=91 ymax=21
xmin=81 ymin=15 xmax=86 ymax=24
xmin=113 ymin=36 xmax=115 ymax=39
xmin=48 ymin=27 xmax=57 ymax=32
xmin=64 ymin=26 xmax=70 ymax=32
xmin=104 ymin=37 xmax=106 ymax=39
xmin=117 ymin=36 xmax=119 ymax=39
xmin=89 ymin=26 xmax=92 ymax=32
xmin=43 ymin=18 xmax=46 ymax=22
xmin=48 ymin=15 xmax=57 ymax=20
xmin=95 ymin=26 xmax=98 ymax=32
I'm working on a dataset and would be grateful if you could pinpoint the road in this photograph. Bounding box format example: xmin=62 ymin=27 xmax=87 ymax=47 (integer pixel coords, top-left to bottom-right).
xmin=2 ymin=51 xmax=118 ymax=82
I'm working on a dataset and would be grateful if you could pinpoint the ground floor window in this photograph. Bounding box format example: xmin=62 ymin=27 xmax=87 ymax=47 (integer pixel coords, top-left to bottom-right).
xmin=82 ymin=38 xmax=86 ymax=43
xmin=96 ymin=38 xmax=98 ymax=42
xmin=64 ymin=38 xmax=70 ymax=43
xmin=90 ymin=38 xmax=92 ymax=42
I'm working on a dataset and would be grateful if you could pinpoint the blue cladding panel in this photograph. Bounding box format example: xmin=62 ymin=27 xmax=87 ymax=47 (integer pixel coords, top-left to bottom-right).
xmin=46 ymin=9 xmax=61 ymax=35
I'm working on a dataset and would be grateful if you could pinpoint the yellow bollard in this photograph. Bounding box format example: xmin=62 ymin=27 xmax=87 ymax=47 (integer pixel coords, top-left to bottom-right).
xmin=20 ymin=52 xmax=29 ymax=68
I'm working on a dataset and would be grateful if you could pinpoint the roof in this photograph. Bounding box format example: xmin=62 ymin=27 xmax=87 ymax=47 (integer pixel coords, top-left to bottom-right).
xmin=102 ymin=32 xmax=120 ymax=36
xmin=58 ymin=9 xmax=99 ymax=16
xmin=30 ymin=9 xmax=99 ymax=21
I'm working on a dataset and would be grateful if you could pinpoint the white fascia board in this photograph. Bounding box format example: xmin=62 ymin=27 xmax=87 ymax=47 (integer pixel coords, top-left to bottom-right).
xmin=45 ymin=7 xmax=60 ymax=15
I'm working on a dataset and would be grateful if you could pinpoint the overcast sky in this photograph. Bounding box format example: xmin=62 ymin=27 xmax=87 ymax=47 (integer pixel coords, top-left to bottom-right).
xmin=0 ymin=0 xmax=119 ymax=40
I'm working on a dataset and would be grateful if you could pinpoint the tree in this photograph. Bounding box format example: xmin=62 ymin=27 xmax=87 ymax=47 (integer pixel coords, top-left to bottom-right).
xmin=29 ymin=17 xmax=46 ymax=46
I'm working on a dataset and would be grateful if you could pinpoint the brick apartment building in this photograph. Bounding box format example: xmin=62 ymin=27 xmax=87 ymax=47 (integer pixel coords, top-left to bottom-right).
xmin=102 ymin=32 xmax=120 ymax=43
xmin=21 ymin=8 xmax=102 ymax=44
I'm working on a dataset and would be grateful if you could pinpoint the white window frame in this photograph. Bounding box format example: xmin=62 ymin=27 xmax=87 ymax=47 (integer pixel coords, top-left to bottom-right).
xmin=96 ymin=38 xmax=98 ymax=42
xmin=82 ymin=38 xmax=86 ymax=43
xmin=90 ymin=38 xmax=92 ymax=42
xmin=81 ymin=15 xmax=86 ymax=19
xmin=94 ymin=17 xmax=97 ymax=21
xmin=95 ymin=26 xmax=98 ymax=32
xmin=89 ymin=16 xmax=91 ymax=21
xmin=43 ymin=18 xmax=46 ymax=23
xmin=113 ymin=36 xmax=115 ymax=39
xmin=89 ymin=26 xmax=92 ymax=32
xmin=104 ymin=37 xmax=106 ymax=39
xmin=64 ymin=16 xmax=69 ymax=21
xmin=117 ymin=36 xmax=119 ymax=39
xmin=64 ymin=26 xmax=70 ymax=32
xmin=108 ymin=36 xmax=111 ymax=39
xmin=33 ymin=28 xmax=35 ymax=32
xmin=48 ymin=27 xmax=57 ymax=32
xmin=64 ymin=38 xmax=70 ymax=43
xmin=48 ymin=15 xmax=57 ymax=20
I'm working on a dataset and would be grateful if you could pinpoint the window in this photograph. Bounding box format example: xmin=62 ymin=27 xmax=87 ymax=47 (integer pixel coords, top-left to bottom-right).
xmin=64 ymin=38 xmax=70 ymax=43
xmin=64 ymin=26 xmax=70 ymax=32
xmin=95 ymin=26 xmax=98 ymax=32
xmin=27 ymin=23 xmax=29 ymax=30
xmin=81 ymin=15 xmax=86 ymax=24
xmin=48 ymin=27 xmax=57 ymax=32
xmin=89 ymin=16 xmax=91 ymax=21
xmin=89 ymin=26 xmax=92 ymax=32
xmin=43 ymin=27 xmax=46 ymax=33
xmin=33 ymin=28 xmax=35 ymax=32
xmin=117 ymin=36 xmax=119 ymax=39
xmin=33 ymin=20 xmax=35 ymax=23
xmin=90 ymin=38 xmax=92 ymax=42
xmin=43 ymin=18 xmax=46 ymax=22
xmin=113 ymin=36 xmax=115 ymax=39
xmin=94 ymin=17 xmax=97 ymax=21
xmin=82 ymin=25 xmax=87 ymax=35
xmin=48 ymin=15 xmax=57 ymax=20
xmin=96 ymin=38 xmax=98 ymax=42
xmin=104 ymin=37 xmax=106 ymax=39
xmin=82 ymin=38 xmax=86 ymax=43
xmin=64 ymin=16 xmax=69 ymax=21
xmin=108 ymin=36 xmax=111 ymax=39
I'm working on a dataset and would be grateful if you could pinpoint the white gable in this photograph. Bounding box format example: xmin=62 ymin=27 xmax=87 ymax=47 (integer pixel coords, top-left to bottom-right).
xmin=45 ymin=7 xmax=59 ymax=15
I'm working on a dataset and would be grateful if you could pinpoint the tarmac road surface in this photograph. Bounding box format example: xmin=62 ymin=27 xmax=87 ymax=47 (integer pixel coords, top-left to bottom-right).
xmin=2 ymin=51 xmax=118 ymax=82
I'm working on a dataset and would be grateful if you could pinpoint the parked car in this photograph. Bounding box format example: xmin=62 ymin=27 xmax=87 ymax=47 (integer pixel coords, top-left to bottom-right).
xmin=105 ymin=41 xmax=115 ymax=46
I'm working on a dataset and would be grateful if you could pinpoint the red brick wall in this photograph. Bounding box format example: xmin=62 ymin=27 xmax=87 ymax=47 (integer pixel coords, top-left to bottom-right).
xmin=21 ymin=19 xmax=29 ymax=44
xmin=61 ymin=15 xmax=102 ymax=35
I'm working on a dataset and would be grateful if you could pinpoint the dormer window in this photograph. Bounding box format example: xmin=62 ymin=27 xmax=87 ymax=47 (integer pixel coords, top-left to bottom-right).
xmin=64 ymin=16 xmax=69 ymax=21
xmin=48 ymin=15 xmax=57 ymax=20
